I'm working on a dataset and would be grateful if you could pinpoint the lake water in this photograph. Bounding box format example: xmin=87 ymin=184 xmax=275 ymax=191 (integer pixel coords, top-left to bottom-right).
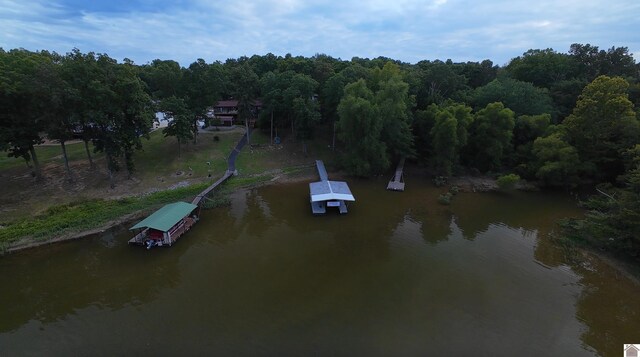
xmin=1 ymin=178 xmax=639 ymax=356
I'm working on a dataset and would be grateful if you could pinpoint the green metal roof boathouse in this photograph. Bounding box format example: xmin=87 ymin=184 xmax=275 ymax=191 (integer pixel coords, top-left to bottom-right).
xmin=129 ymin=202 xmax=199 ymax=249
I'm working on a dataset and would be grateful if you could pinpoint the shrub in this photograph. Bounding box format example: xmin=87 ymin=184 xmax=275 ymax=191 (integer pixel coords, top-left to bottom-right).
xmin=497 ymin=174 xmax=520 ymax=190
xmin=438 ymin=192 xmax=453 ymax=205
xmin=433 ymin=176 xmax=448 ymax=187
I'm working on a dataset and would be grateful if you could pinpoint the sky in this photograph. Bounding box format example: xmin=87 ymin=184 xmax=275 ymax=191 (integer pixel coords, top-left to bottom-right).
xmin=1 ymin=0 xmax=639 ymax=67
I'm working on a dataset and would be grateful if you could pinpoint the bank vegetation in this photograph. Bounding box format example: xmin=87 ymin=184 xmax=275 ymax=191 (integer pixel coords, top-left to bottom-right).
xmin=1 ymin=45 xmax=639 ymax=261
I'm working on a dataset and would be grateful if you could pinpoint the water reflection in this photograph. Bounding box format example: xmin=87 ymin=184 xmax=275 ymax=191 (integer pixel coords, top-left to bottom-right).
xmin=1 ymin=178 xmax=638 ymax=356
xmin=573 ymin=255 xmax=640 ymax=357
xmin=0 ymin=224 xmax=185 ymax=334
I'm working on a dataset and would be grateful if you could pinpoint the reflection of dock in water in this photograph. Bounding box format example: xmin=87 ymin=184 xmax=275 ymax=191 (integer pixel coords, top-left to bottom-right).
xmin=387 ymin=158 xmax=405 ymax=191
xmin=309 ymin=160 xmax=355 ymax=215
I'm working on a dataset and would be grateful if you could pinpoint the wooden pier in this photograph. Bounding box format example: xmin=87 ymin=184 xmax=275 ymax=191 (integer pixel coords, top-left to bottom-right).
xmin=386 ymin=158 xmax=405 ymax=191
xmin=315 ymin=160 xmax=329 ymax=181
xmin=191 ymin=171 xmax=233 ymax=206
xmin=191 ymin=127 xmax=252 ymax=206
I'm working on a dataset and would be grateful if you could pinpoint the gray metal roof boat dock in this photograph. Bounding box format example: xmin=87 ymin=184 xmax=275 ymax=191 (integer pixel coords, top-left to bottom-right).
xmin=309 ymin=160 xmax=355 ymax=214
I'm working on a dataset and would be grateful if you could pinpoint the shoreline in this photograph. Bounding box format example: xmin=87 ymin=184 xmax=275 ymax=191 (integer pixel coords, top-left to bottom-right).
xmin=2 ymin=168 xmax=318 ymax=254
xmin=3 ymin=169 xmax=639 ymax=287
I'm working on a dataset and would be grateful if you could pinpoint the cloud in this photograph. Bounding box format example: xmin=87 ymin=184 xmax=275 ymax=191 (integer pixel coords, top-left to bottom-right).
xmin=0 ymin=0 xmax=638 ymax=66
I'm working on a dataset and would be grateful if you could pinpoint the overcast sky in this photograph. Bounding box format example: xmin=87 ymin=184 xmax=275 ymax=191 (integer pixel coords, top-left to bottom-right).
xmin=2 ymin=0 xmax=639 ymax=67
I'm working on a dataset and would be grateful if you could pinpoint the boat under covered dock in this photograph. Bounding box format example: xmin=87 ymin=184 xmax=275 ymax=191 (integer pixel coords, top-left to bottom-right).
xmin=129 ymin=202 xmax=199 ymax=249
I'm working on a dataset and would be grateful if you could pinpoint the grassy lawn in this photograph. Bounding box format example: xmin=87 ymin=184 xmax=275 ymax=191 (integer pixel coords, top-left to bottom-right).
xmin=0 ymin=141 xmax=104 ymax=171
xmin=0 ymin=123 xmax=343 ymax=248
xmin=134 ymin=129 xmax=242 ymax=179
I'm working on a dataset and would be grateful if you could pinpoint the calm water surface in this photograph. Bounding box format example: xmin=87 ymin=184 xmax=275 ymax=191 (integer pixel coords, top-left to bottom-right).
xmin=1 ymin=178 xmax=639 ymax=356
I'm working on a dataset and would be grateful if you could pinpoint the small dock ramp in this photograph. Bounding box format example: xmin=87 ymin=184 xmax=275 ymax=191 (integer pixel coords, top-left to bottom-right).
xmin=315 ymin=160 xmax=329 ymax=181
xmin=387 ymin=158 xmax=405 ymax=191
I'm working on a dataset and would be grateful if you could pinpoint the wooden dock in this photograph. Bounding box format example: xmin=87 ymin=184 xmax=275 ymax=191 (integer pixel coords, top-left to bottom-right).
xmin=191 ymin=171 xmax=233 ymax=206
xmin=191 ymin=128 xmax=252 ymax=206
xmin=386 ymin=158 xmax=405 ymax=191
xmin=315 ymin=160 xmax=329 ymax=181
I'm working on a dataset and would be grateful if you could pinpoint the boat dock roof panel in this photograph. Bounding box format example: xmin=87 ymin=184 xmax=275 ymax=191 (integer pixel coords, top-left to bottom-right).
xmin=309 ymin=181 xmax=355 ymax=202
xmin=130 ymin=202 xmax=198 ymax=232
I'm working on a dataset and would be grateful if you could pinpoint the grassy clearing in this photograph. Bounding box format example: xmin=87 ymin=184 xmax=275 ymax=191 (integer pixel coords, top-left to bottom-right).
xmin=0 ymin=182 xmax=211 ymax=245
xmin=133 ymin=129 xmax=242 ymax=180
xmin=0 ymin=170 xmax=278 ymax=246
xmin=0 ymin=141 xmax=104 ymax=171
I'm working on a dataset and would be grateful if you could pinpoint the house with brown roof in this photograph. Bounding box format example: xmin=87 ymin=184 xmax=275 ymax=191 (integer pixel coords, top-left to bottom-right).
xmin=210 ymin=99 xmax=262 ymax=126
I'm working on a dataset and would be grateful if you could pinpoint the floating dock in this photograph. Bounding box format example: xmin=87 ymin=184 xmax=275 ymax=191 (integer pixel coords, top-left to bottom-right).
xmin=309 ymin=160 xmax=355 ymax=215
xmin=128 ymin=202 xmax=199 ymax=248
xmin=386 ymin=158 xmax=405 ymax=191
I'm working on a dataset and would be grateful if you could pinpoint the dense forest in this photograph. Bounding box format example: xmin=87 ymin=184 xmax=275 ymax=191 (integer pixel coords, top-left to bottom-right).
xmin=1 ymin=44 xmax=639 ymax=260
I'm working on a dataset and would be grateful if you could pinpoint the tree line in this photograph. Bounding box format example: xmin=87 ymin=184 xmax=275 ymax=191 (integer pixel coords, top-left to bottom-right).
xmin=1 ymin=44 xmax=639 ymax=258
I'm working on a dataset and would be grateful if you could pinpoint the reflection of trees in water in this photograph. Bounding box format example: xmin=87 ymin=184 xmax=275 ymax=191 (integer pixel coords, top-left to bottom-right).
xmin=404 ymin=208 xmax=453 ymax=245
xmin=450 ymin=190 xmax=640 ymax=357
xmin=242 ymin=188 xmax=272 ymax=237
xmin=0 ymin=228 xmax=184 ymax=333
xmin=452 ymin=191 xmax=576 ymax=267
xmin=571 ymin=257 xmax=640 ymax=357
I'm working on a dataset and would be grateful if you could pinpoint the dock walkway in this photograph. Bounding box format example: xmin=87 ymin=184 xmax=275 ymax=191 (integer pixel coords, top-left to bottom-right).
xmin=315 ymin=160 xmax=329 ymax=181
xmin=192 ymin=128 xmax=251 ymax=206
xmin=387 ymin=158 xmax=405 ymax=191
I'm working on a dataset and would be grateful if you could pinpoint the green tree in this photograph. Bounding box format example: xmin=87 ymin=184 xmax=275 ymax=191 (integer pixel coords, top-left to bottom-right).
xmin=427 ymin=102 xmax=473 ymax=176
xmin=139 ymin=59 xmax=183 ymax=100
xmin=283 ymin=73 xmax=318 ymax=138
xmin=506 ymin=48 xmax=576 ymax=88
xmin=412 ymin=105 xmax=438 ymax=164
xmin=337 ymin=80 xmax=388 ymax=176
xmin=496 ymin=173 xmax=520 ymax=190
xmin=374 ymin=62 xmax=415 ymax=158
xmin=472 ymin=77 xmax=554 ymax=117
xmin=292 ymin=96 xmax=321 ymax=155
xmin=569 ymin=43 xmax=638 ymax=81
xmin=465 ymin=102 xmax=515 ymax=172
xmin=259 ymin=71 xmax=283 ymax=144
xmin=60 ymin=49 xmax=103 ymax=168
xmin=113 ymin=61 xmax=154 ymax=178
xmin=321 ymin=64 xmax=370 ymax=124
xmin=39 ymin=54 xmax=76 ymax=180
xmin=430 ymin=112 xmax=458 ymax=176
xmin=161 ymin=96 xmax=193 ymax=158
xmin=562 ymin=159 xmax=640 ymax=261
xmin=512 ymin=114 xmax=551 ymax=177
xmin=181 ymin=59 xmax=223 ymax=143
xmin=0 ymin=49 xmax=53 ymax=180
xmin=413 ymin=60 xmax=468 ymax=107
xmin=532 ymin=132 xmax=583 ymax=187
xmin=459 ymin=59 xmax=497 ymax=89
xmin=230 ymin=63 xmax=259 ymax=145
xmin=563 ymin=75 xmax=640 ymax=182
xmin=87 ymin=54 xmax=153 ymax=186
